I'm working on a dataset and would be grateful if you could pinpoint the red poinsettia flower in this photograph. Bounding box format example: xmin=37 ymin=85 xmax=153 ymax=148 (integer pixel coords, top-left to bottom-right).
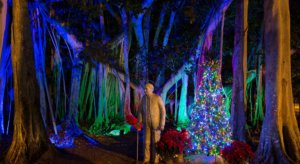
xmin=156 ymin=129 xmax=192 ymax=160
xmin=221 ymin=140 xmax=255 ymax=164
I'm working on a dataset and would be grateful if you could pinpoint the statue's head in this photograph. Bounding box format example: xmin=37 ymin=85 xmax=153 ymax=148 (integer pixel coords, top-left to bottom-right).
xmin=144 ymin=83 xmax=154 ymax=96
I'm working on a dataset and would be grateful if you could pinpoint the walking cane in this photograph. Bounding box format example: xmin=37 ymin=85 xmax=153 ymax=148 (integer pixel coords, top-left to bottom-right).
xmin=137 ymin=130 xmax=139 ymax=164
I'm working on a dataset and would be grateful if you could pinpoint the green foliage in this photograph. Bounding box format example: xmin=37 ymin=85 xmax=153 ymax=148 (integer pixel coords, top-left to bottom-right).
xmin=223 ymin=86 xmax=232 ymax=115
xmin=87 ymin=114 xmax=130 ymax=136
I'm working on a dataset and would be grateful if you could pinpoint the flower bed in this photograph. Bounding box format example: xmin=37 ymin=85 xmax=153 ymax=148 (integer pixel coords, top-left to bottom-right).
xmin=220 ymin=140 xmax=255 ymax=164
xmin=156 ymin=128 xmax=191 ymax=160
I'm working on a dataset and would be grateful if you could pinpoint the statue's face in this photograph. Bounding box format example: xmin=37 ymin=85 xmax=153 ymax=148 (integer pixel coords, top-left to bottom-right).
xmin=144 ymin=85 xmax=153 ymax=96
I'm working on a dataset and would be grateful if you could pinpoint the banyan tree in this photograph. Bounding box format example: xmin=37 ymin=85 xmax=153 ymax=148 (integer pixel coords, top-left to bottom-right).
xmin=0 ymin=0 xmax=299 ymax=163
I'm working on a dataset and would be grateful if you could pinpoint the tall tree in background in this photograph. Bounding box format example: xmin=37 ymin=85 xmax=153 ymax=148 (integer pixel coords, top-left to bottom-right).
xmin=255 ymin=0 xmax=300 ymax=163
xmin=132 ymin=0 xmax=154 ymax=86
xmin=5 ymin=0 xmax=54 ymax=163
xmin=120 ymin=7 xmax=132 ymax=116
xmin=230 ymin=0 xmax=248 ymax=142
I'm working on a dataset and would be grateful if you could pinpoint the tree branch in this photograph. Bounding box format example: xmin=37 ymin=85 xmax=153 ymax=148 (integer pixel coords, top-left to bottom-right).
xmin=42 ymin=14 xmax=84 ymax=53
xmin=160 ymin=0 xmax=233 ymax=99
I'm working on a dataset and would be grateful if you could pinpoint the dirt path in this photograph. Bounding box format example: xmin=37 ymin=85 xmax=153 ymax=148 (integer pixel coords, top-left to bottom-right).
xmin=41 ymin=131 xmax=142 ymax=164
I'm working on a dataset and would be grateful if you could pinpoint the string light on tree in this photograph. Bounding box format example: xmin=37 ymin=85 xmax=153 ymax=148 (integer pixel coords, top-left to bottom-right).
xmin=188 ymin=60 xmax=231 ymax=155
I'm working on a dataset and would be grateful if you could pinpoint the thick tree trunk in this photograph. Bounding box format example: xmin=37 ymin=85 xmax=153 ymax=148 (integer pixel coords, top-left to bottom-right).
xmin=31 ymin=8 xmax=57 ymax=134
xmin=0 ymin=0 xmax=9 ymax=135
xmin=132 ymin=14 xmax=147 ymax=86
xmin=45 ymin=14 xmax=84 ymax=134
xmin=255 ymin=0 xmax=300 ymax=163
xmin=0 ymin=58 xmax=7 ymax=135
xmin=5 ymin=0 xmax=54 ymax=163
xmin=0 ymin=0 xmax=7 ymax=57
xmin=92 ymin=63 xmax=106 ymax=126
xmin=177 ymin=73 xmax=189 ymax=125
xmin=230 ymin=0 xmax=248 ymax=142
xmin=0 ymin=47 xmax=10 ymax=135
xmin=132 ymin=0 xmax=154 ymax=86
xmin=120 ymin=8 xmax=132 ymax=115
xmin=67 ymin=59 xmax=83 ymax=134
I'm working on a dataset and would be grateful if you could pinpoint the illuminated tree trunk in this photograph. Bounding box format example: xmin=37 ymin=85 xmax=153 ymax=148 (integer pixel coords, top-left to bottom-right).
xmin=5 ymin=0 xmax=54 ymax=163
xmin=66 ymin=59 xmax=82 ymax=133
xmin=0 ymin=48 xmax=10 ymax=135
xmin=45 ymin=15 xmax=83 ymax=135
xmin=120 ymin=7 xmax=132 ymax=115
xmin=177 ymin=73 xmax=188 ymax=125
xmin=255 ymin=0 xmax=300 ymax=163
xmin=0 ymin=0 xmax=7 ymax=57
xmin=132 ymin=0 xmax=154 ymax=86
xmin=230 ymin=0 xmax=248 ymax=142
xmin=161 ymin=0 xmax=233 ymax=110
xmin=160 ymin=66 xmax=185 ymax=104
xmin=51 ymin=35 xmax=66 ymax=120
xmin=0 ymin=0 xmax=9 ymax=135
xmin=153 ymin=2 xmax=167 ymax=47
xmin=195 ymin=0 xmax=233 ymax=58
xmin=132 ymin=14 xmax=147 ymax=86
xmin=155 ymin=8 xmax=176 ymax=88
xmin=30 ymin=7 xmax=57 ymax=134
xmin=163 ymin=0 xmax=184 ymax=48
xmin=162 ymin=11 xmax=176 ymax=47
xmin=164 ymin=0 xmax=233 ymax=88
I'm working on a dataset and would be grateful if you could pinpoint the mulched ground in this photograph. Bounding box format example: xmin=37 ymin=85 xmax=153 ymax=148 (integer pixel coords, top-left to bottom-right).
xmin=44 ymin=130 xmax=187 ymax=164
xmin=0 ymin=131 xmax=140 ymax=164
xmin=50 ymin=134 xmax=138 ymax=164
xmin=0 ymin=122 xmax=183 ymax=164
xmin=46 ymin=129 xmax=190 ymax=164
xmin=32 ymin=130 xmax=143 ymax=164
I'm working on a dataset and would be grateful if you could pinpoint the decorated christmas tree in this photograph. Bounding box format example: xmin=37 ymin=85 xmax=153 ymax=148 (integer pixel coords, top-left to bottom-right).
xmin=188 ymin=60 xmax=231 ymax=155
